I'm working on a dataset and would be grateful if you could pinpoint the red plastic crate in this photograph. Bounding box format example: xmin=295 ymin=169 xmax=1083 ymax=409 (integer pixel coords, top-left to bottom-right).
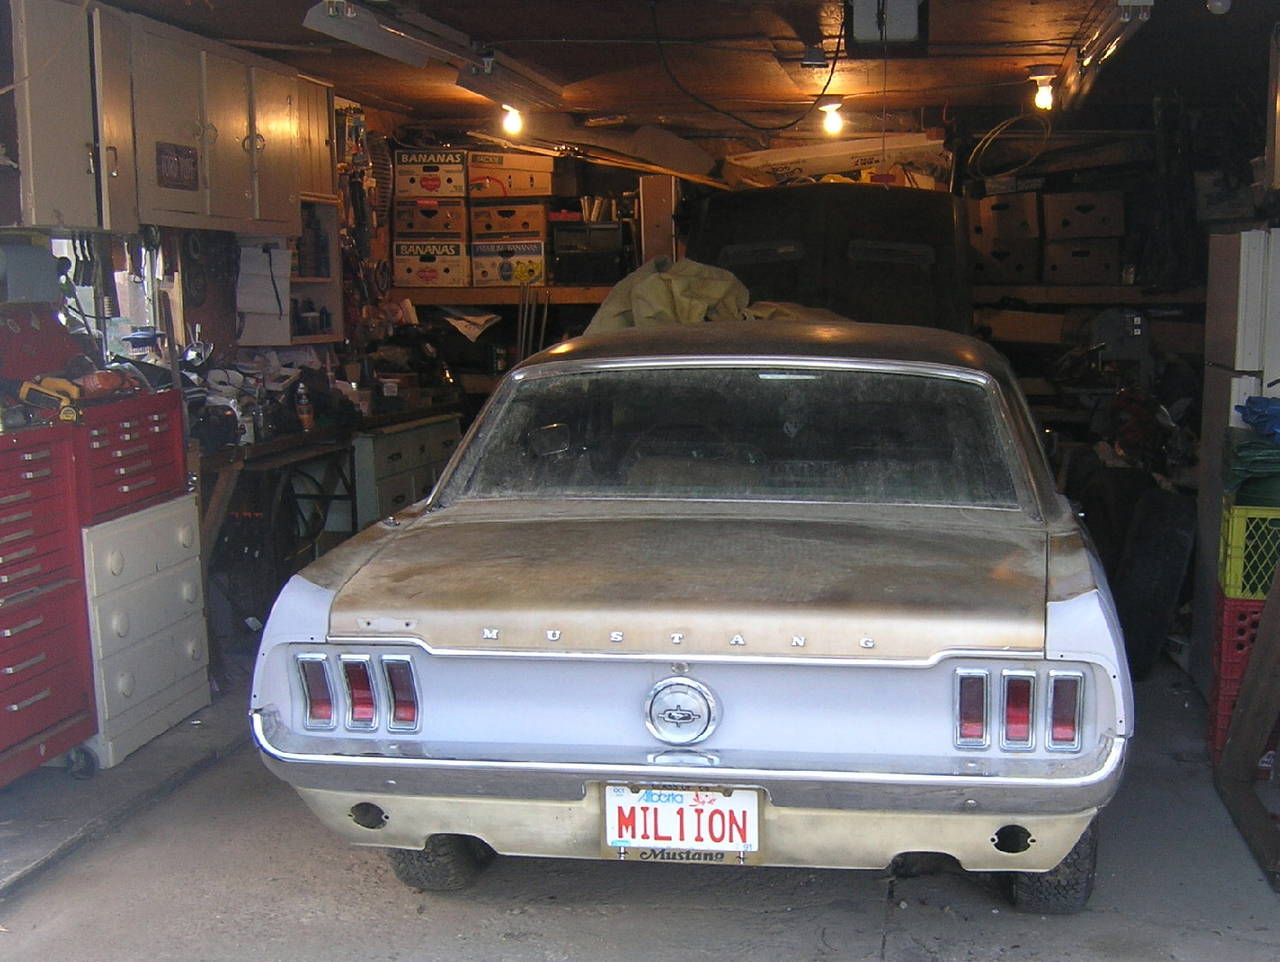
xmin=1214 ymin=592 xmax=1262 ymax=681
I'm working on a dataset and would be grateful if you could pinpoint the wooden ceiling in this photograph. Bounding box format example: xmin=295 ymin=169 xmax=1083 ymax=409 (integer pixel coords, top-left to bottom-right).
xmin=106 ymin=0 xmax=1273 ymax=144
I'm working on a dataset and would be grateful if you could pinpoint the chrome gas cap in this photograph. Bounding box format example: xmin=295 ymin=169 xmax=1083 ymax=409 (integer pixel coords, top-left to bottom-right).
xmin=645 ymin=677 xmax=719 ymax=745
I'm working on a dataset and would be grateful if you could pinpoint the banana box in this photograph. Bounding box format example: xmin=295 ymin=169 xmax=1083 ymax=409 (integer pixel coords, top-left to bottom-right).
xmin=467 ymin=151 xmax=554 ymax=198
xmin=471 ymin=239 xmax=546 ymax=286
xmin=394 ymin=149 xmax=467 ymax=197
xmin=394 ymin=198 xmax=468 ymax=238
xmin=394 ymin=240 xmax=471 ymax=287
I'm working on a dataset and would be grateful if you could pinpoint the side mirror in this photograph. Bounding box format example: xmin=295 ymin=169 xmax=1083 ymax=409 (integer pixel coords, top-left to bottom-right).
xmin=529 ymin=422 xmax=571 ymax=457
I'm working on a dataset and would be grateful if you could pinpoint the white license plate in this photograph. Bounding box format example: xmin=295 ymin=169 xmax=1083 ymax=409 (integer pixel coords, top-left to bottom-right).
xmin=604 ymin=785 xmax=760 ymax=855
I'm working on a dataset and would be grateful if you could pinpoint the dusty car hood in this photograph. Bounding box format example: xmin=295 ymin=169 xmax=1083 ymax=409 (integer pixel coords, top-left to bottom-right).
xmin=328 ymin=506 xmax=1047 ymax=660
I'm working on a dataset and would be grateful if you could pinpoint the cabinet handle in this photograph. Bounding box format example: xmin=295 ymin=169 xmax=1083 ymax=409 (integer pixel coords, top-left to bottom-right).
xmin=0 ymin=615 xmax=44 ymax=638
xmin=119 ymin=420 xmax=137 ymax=429
xmin=149 ymin=424 xmax=170 ymax=435
xmin=0 ymin=510 xmax=33 ymax=527
xmin=0 ymin=490 xmax=32 ymax=507
xmin=0 ymin=528 xmax=34 ymax=546
xmin=391 ymin=493 xmax=406 ymax=506
xmin=115 ymin=459 xmax=153 ymax=477
xmin=386 ymin=451 xmax=403 ymax=463
xmin=2 ymin=652 xmax=46 ymax=676
xmin=0 ymin=563 xmax=42 ymax=585
xmin=0 ymin=545 xmax=36 ymax=565
xmin=19 ymin=468 xmax=51 ymax=480
xmin=117 ymin=477 xmax=157 ymax=494
xmin=106 ymin=145 xmax=120 ymax=178
xmin=6 ymin=688 xmax=50 ymax=712
xmin=204 ymin=122 xmax=219 ymax=145
xmin=19 ymin=449 xmax=51 ymax=462
xmin=442 ymin=437 xmax=457 ymax=449
xmin=85 ymin=144 xmax=96 ymax=176
xmin=112 ymin=445 xmax=149 ymax=459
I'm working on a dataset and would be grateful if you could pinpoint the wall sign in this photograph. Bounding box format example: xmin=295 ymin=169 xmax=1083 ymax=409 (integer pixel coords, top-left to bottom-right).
xmin=155 ymin=143 xmax=199 ymax=191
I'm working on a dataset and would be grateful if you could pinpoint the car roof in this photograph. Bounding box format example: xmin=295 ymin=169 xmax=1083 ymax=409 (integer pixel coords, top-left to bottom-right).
xmin=527 ymin=319 xmax=1010 ymax=380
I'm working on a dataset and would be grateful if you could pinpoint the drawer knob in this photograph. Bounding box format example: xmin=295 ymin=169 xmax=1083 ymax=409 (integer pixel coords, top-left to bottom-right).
xmin=186 ymin=638 xmax=202 ymax=661
xmin=181 ymin=581 xmax=198 ymax=604
xmin=117 ymin=671 xmax=135 ymax=698
xmin=107 ymin=550 xmax=126 ymax=576
xmin=178 ymin=525 xmax=195 ymax=549
xmin=111 ymin=611 xmax=130 ymax=638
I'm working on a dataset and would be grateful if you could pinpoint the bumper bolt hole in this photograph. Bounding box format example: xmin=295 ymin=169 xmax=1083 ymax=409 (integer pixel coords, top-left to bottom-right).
xmin=350 ymin=802 xmax=388 ymax=830
xmin=992 ymin=824 xmax=1034 ymax=854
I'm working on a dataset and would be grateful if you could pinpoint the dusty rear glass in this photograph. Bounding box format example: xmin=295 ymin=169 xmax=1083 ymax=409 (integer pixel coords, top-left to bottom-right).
xmin=442 ymin=365 xmax=1021 ymax=507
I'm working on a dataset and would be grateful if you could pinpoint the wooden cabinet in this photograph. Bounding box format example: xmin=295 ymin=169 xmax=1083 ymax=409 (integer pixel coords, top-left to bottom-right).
xmin=131 ymin=15 xmax=300 ymax=235
xmin=91 ymin=5 xmax=139 ymax=233
xmin=354 ymin=415 xmax=461 ymax=528
xmin=297 ymin=76 xmax=337 ymax=200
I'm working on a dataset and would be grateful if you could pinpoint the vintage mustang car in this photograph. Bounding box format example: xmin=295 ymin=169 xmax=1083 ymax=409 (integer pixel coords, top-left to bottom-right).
xmin=251 ymin=318 xmax=1132 ymax=913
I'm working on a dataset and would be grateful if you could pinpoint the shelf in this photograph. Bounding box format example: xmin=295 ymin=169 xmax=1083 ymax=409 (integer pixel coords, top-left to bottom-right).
xmin=288 ymin=333 xmax=342 ymax=345
xmin=291 ymin=276 xmax=333 ymax=284
xmin=972 ymin=285 xmax=1206 ymax=305
xmin=392 ymin=285 xmax=613 ymax=306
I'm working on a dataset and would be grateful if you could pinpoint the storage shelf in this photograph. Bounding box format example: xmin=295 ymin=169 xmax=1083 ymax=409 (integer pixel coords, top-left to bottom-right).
xmin=289 ymin=333 xmax=342 ymax=344
xmin=291 ymin=275 xmax=333 ymax=284
xmin=392 ymin=285 xmax=612 ymax=306
xmin=972 ymin=285 xmax=1206 ymax=305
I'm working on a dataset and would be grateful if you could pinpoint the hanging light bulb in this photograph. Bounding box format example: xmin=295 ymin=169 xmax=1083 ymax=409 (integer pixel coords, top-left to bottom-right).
xmin=816 ymin=95 xmax=844 ymax=136
xmin=1028 ymin=66 xmax=1056 ymax=111
xmin=501 ymin=104 xmax=523 ymax=135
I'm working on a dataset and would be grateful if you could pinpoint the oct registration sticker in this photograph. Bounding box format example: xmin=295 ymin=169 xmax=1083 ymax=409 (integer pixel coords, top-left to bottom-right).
xmin=604 ymin=785 xmax=760 ymax=862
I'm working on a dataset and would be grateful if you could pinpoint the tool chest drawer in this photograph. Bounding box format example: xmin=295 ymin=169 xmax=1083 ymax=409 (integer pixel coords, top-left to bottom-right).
xmin=0 ymin=579 xmax=81 ymax=651
xmin=1 ymin=662 xmax=91 ymax=749
xmin=75 ymin=391 xmax=185 ymax=523
xmin=0 ymin=624 xmax=79 ymax=694
xmin=0 ymin=428 xmax=73 ymax=500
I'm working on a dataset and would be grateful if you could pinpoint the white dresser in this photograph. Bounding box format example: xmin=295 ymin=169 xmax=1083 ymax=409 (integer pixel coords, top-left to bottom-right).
xmin=353 ymin=414 xmax=461 ymax=528
xmin=81 ymin=493 xmax=209 ymax=768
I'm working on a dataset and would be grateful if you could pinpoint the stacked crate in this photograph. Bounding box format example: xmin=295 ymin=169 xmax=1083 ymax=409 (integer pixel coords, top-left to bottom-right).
xmin=968 ymin=192 xmax=1040 ymax=285
xmin=468 ymin=151 xmax=554 ymax=286
xmin=1210 ymin=497 xmax=1280 ymax=767
xmin=392 ymin=149 xmax=470 ymax=287
xmin=1041 ymin=190 xmax=1124 ymax=285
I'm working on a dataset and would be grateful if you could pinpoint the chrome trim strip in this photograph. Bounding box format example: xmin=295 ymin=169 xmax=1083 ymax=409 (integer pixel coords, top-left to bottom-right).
xmin=252 ymin=711 xmax=1127 ymax=795
xmin=1000 ymin=669 xmax=1037 ymax=751
xmin=953 ymin=668 xmax=990 ymax=749
xmin=382 ymin=654 xmax=421 ymax=733
xmin=323 ymin=635 xmax=1047 ymax=669
xmin=295 ymin=653 xmax=336 ymax=731
xmin=1046 ymin=670 xmax=1084 ymax=753
xmin=338 ymin=654 xmax=378 ymax=730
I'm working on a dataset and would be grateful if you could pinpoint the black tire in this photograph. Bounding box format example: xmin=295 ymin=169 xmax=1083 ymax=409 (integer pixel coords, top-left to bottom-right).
xmin=1111 ymin=488 xmax=1196 ymax=680
xmin=1006 ymin=819 xmax=1098 ymax=915
xmin=387 ymin=835 xmax=494 ymax=892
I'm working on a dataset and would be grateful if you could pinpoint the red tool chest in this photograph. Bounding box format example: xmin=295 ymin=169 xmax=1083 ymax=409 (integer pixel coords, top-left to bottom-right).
xmin=75 ymin=390 xmax=186 ymax=524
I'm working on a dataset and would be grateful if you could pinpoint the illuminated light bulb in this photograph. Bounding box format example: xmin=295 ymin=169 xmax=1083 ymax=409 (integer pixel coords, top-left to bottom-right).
xmin=816 ymin=96 xmax=844 ymax=136
xmin=1034 ymin=82 xmax=1054 ymax=111
xmin=1027 ymin=65 xmax=1055 ymax=112
xmin=501 ymin=104 xmax=523 ymax=136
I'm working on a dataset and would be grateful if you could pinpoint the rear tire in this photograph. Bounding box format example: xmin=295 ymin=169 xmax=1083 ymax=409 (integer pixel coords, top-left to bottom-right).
xmin=388 ymin=834 xmax=495 ymax=892
xmin=1006 ymin=820 xmax=1098 ymax=915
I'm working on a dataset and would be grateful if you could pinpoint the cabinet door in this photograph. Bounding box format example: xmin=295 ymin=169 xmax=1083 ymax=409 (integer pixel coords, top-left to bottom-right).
xmin=201 ymin=50 xmax=253 ymax=222
xmin=132 ymin=23 xmax=205 ymax=219
xmin=91 ymin=6 xmax=138 ymax=233
xmin=249 ymin=67 xmax=300 ymax=230
xmin=297 ymin=77 xmax=335 ymax=198
xmin=8 ymin=0 xmax=98 ymax=228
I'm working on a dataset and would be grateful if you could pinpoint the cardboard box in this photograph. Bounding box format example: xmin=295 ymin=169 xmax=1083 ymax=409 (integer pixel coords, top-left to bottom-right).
xmin=471 ymin=239 xmax=546 ymax=286
xmin=470 ymin=202 xmax=548 ymax=238
xmin=969 ymin=239 xmax=1040 ymax=285
xmin=1042 ymin=191 xmax=1125 ymax=239
xmin=394 ymin=198 xmax=468 ymax=237
xmin=394 ymin=240 xmax=471 ymax=287
xmin=1043 ymin=238 xmax=1120 ymax=285
xmin=394 ymin=149 xmax=467 ymax=198
xmin=980 ymin=192 xmax=1039 ymax=239
xmin=975 ymin=307 xmax=1065 ymax=344
xmin=468 ymin=151 xmax=554 ymax=198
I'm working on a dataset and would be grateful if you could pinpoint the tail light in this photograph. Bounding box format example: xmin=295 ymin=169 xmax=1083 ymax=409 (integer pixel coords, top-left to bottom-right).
xmin=1002 ymin=672 xmax=1035 ymax=749
xmin=341 ymin=657 xmax=377 ymax=728
xmin=383 ymin=657 xmax=419 ymax=730
xmin=1048 ymin=672 xmax=1083 ymax=751
xmin=297 ymin=656 xmax=335 ymax=729
xmin=955 ymin=670 xmax=989 ymax=747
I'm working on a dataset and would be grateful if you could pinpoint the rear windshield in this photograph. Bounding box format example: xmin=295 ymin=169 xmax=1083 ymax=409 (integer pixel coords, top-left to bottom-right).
xmin=441 ymin=365 xmax=1021 ymax=508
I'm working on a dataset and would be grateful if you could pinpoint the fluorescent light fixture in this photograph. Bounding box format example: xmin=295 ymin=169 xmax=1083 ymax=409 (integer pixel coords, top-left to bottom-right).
xmin=302 ymin=2 xmax=472 ymax=69
xmin=456 ymin=58 xmax=564 ymax=112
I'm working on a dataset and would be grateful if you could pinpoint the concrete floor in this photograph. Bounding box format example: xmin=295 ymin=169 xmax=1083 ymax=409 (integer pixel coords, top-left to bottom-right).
xmin=0 ymin=659 xmax=1277 ymax=961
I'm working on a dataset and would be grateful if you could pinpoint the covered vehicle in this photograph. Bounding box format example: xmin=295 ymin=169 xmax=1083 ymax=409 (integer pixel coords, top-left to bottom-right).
xmin=250 ymin=319 xmax=1131 ymax=913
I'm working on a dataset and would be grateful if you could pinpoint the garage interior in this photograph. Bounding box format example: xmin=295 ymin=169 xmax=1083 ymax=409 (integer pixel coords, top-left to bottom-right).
xmin=1 ymin=0 xmax=1279 ymax=946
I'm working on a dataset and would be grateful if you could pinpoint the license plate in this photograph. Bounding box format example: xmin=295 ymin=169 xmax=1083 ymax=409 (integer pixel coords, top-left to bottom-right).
xmin=603 ymin=785 xmax=760 ymax=861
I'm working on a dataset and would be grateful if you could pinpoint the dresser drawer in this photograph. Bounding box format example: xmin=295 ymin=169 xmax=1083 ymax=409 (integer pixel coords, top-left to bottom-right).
xmin=83 ymin=494 xmax=199 ymax=598
xmin=0 ymin=624 xmax=78 ymax=694
xmin=375 ymin=469 xmax=422 ymax=518
xmin=420 ymin=417 xmax=461 ymax=464
xmin=95 ymin=612 xmax=206 ymax=721
xmin=0 ymin=661 xmax=90 ymax=752
xmin=89 ymin=557 xmax=203 ymax=659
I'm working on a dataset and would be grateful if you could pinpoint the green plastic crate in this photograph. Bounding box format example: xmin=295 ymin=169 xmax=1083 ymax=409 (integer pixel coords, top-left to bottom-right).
xmin=1220 ymin=497 xmax=1280 ymax=599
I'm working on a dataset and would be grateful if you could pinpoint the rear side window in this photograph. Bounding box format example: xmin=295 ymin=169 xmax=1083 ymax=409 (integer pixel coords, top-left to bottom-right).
xmin=443 ymin=366 xmax=1021 ymax=508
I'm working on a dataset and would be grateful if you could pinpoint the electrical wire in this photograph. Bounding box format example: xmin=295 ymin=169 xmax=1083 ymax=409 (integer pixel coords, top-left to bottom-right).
xmin=647 ymin=0 xmax=844 ymax=132
xmin=966 ymin=111 xmax=1053 ymax=180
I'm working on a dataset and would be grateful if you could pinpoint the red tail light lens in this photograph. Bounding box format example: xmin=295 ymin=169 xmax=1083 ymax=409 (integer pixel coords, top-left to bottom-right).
xmin=297 ymin=657 xmax=334 ymax=728
xmin=956 ymin=671 xmax=988 ymax=746
xmin=384 ymin=658 xmax=418 ymax=729
xmin=342 ymin=658 xmax=377 ymax=728
xmin=1049 ymin=674 xmax=1082 ymax=750
xmin=1003 ymin=674 xmax=1034 ymax=748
